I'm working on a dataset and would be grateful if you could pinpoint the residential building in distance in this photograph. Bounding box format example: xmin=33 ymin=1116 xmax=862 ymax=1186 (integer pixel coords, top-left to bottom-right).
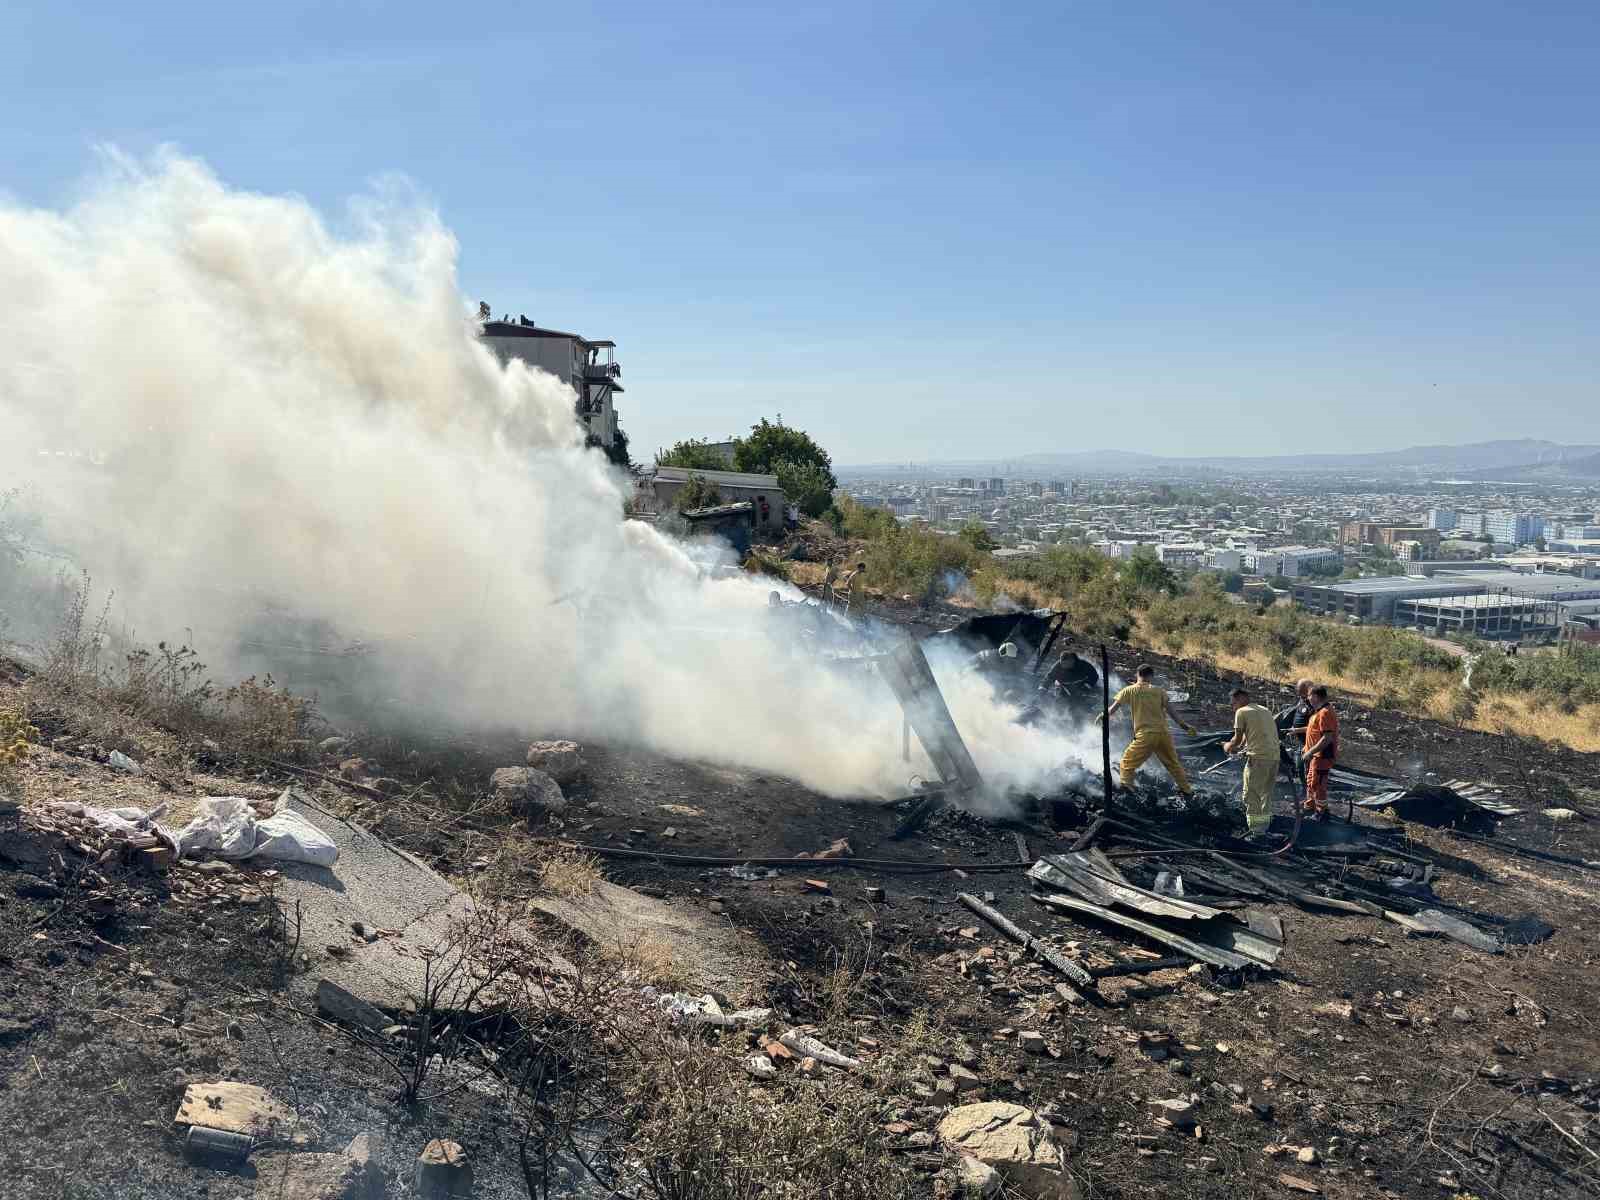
xmin=1244 ymin=545 xmax=1342 ymax=578
xmin=1156 ymin=543 xmax=1207 ymax=569
xmin=1338 ymin=521 xmax=1439 ymax=555
xmin=989 ymin=477 xmax=1006 ymax=495
xmin=1428 ymin=508 xmax=1459 ymax=531
xmin=481 ymin=313 xmax=624 ymax=450
xmin=1483 ymin=511 xmax=1545 ymax=545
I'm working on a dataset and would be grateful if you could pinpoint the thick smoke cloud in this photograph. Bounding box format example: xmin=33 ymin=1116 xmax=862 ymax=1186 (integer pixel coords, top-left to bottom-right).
xmin=1 ymin=152 xmax=1093 ymax=798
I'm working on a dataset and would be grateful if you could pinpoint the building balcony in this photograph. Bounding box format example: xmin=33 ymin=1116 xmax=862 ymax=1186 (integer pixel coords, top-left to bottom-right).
xmin=584 ymin=362 xmax=622 ymax=383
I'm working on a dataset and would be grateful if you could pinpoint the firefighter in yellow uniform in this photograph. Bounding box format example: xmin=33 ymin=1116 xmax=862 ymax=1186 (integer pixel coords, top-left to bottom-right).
xmin=1222 ymin=685 xmax=1279 ymax=836
xmin=1099 ymin=664 xmax=1197 ymax=796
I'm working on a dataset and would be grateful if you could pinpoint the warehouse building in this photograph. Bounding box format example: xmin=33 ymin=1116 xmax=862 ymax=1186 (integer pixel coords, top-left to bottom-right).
xmin=1293 ymin=570 xmax=1600 ymax=630
xmin=1291 ymin=576 xmax=1484 ymax=623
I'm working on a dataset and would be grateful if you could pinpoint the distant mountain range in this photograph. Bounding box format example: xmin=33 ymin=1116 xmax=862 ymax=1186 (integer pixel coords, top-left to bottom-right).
xmin=843 ymin=439 xmax=1600 ymax=479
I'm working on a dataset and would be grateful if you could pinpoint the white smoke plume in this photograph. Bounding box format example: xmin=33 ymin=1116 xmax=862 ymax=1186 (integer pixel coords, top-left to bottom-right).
xmin=1 ymin=152 xmax=1090 ymax=799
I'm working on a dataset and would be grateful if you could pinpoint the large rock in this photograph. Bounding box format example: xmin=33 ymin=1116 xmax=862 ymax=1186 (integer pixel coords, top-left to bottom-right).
xmin=524 ymin=740 xmax=584 ymax=785
xmin=253 ymin=1150 xmax=382 ymax=1200
xmin=937 ymin=1103 xmax=1079 ymax=1200
xmin=490 ymin=766 xmax=566 ymax=820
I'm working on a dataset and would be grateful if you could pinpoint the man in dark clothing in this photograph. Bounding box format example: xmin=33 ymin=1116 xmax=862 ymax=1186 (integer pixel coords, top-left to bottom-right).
xmin=1275 ymin=677 xmax=1316 ymax=774
xmin=1042 ymin=650 xmax=1100 ymax=699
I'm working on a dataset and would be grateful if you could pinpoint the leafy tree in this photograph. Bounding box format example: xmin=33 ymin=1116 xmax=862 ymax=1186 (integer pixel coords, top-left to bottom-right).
xmin=673 ymin=473 xmax=722 ymax=512
xmin=1120 ymin=547 xmax=1179 ymax=596
xmin=1219 ymin=570 xmax=1245 ymax=594
xmin=777 ymin=461 xmax=837 ymax=518
xmin=734 ymin=417 xmax=838 ymax=516
xmin=958 ymin=520 xmax=997 ymax=552
xmin=656 ymin=438 xmax=730 ymax=471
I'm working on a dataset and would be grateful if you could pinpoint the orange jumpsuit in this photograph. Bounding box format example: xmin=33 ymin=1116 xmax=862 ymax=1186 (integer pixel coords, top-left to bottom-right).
xmin=1303 ymin=705 xmax=1339 ymax=814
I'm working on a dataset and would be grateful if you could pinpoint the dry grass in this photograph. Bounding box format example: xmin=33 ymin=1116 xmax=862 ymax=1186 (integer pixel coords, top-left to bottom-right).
xmin=785 ymin=561 xmax=827 ymax=589
xmin=1463 ymin=692 xmax=1600 ymax=751
xmin=21 ymin=573 xmax=316 ymax=763
xmin=1152 ymin=628 xmax=1600 ymax=753
xmin=539 ymin=846 xmax=602 ymax=899
xmin=610 ymin=934 xmax=683 ymax=987
xmin=622 ymin=1025 xmax=922 ymax=1200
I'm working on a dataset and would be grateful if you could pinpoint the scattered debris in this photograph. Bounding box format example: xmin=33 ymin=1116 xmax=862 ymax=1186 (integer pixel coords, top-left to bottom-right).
xmin=1356 ymin=780 xmax=1519 ymax=825
xmin=796 ymin=838 xmax=853 ymax=860
xmin=778 ymin=1028 xmax=862 ymax=1070
xmin=175 ymin=1081 xmax=300 ymax=1144
xmin=185 ymin=1126 xmax=255 ymax=1166
xmin=656 ymin=993 xmax=772 ymax=1029
xmin=957 ymin=891 xmax=1095 ymax=990
xmin=741 ymin=1053 xmax=777 ymax=1080
xmin=716 ymin=863 xmax=780 ymax=881
xmin=1277 ymin=1173 xmax=1321 ymax=1194
xmin=1148 ymin=1098 xmax=1197 ymax=1128
xmin=107 ymin=749 xmax=142 ymax=774
xmin=1384 ymin=907 xmax=1503 ymax=954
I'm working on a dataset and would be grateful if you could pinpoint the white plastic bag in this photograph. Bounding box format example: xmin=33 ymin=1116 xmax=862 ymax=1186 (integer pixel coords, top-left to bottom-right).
xmin=176 ymin=790 xmax=338 ymax=866
xmin=177 ymin=797 xmax=258 ymax=859
xmin=251 ymin=806 xmax=337 ymax=866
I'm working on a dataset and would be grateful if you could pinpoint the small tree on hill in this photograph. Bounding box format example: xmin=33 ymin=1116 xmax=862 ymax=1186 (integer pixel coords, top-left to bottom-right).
xmin=734 ymin=417 xmax=838 ymax=517
xmin=1121 ymin=547 xmax=1179 ymax=596
xmin=656 ymin=438 xmax=730 ymax=471
xmin=958 ymin=520 xmax=997 ymax=552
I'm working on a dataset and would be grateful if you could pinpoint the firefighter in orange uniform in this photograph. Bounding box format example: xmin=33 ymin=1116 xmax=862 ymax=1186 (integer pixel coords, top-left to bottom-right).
xmin=1301 ymin=684 xmax=1340 ymax=819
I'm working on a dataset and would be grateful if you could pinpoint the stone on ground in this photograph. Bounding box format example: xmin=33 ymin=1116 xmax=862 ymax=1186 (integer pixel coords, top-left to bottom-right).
xmin=316 ymin=978 xmax=389 ymax=1032
xmin=490 ymin=766 xmax=567 ymax=819
xmin=525 ymin=740 xmax=584 ymax=784
xmin=416 ymin=1139 xmax=473 ymax=1199
xmin=937 ymin=1102 xmax=1080 ymax=1200
xmin=957 ymin=1154 xmax=1003 ymax=1198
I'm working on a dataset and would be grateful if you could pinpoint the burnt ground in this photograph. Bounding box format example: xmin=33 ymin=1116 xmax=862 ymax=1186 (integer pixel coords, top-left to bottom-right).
xmin=525 ymin=640 xmax=1600 ymax=1200
xmin=2 ymin=634 xmax=1599 ymax=1200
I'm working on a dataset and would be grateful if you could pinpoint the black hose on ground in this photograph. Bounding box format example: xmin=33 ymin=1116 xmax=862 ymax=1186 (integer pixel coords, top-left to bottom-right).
xmin=558 ymin=843 xmax=1035 ymax=873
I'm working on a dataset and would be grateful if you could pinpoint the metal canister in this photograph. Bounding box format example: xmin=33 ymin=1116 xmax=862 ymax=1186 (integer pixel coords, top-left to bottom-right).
xmin=185 ymin=1125 xmax=254 ymax=1165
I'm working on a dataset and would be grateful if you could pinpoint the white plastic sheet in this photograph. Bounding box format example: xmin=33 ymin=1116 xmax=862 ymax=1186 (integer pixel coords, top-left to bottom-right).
xmin=177 ymin=788 xmax=338 ymax=866
xmin=49 ymin=800 xmax=174 ymax=848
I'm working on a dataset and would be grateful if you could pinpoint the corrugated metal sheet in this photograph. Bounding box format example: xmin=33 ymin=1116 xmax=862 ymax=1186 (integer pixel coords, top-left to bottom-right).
xmin=1029 ymin=849 xmax=1224 ymax=921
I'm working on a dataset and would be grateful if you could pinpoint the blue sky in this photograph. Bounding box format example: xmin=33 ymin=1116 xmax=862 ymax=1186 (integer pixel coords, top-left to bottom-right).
xmin=4 ymin=1 xmax=1599 ymax=464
